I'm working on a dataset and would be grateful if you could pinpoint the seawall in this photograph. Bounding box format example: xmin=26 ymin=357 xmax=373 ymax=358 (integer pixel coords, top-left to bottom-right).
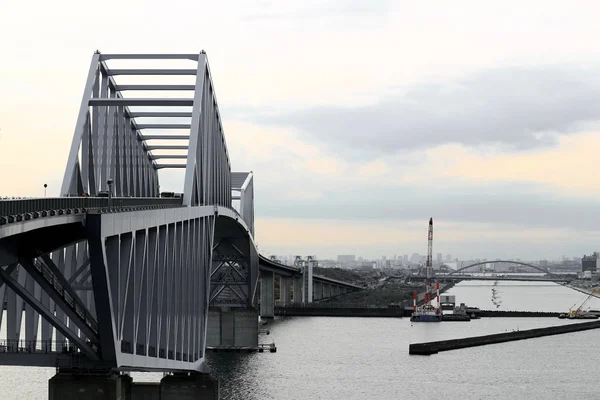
xmin=275 ymin=306 xmax=404 ymax=318
xmin=409 ymin=320 xmax=600 ymax=355
xmin=476 ymin=310 xmax=560 ymax=317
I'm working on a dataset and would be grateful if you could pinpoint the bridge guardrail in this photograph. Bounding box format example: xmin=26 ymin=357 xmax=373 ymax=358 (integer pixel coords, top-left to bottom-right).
xmin=0 ymin=197 xmax=184 ymax=225
xmin=0 ymin=339 xmax=97 ymax=354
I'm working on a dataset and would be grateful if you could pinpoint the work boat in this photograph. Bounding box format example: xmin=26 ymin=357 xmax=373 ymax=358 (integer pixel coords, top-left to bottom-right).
xmin=410 ymin=281 xmax=442 ymax=322
xmin=410 ymin=303 xmax=442 ymax=322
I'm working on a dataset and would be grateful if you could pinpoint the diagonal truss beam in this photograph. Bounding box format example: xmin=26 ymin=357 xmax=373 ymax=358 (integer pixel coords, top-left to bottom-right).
xmin=0 ymin=264 xmax=18 ymax=289
xmin=0 ymin=266 xmax=98 ymax=360
xmin=67 ymin=258 xmax=91 ymax=284
xmin=18 ymin=257 xmax=98 ymax=341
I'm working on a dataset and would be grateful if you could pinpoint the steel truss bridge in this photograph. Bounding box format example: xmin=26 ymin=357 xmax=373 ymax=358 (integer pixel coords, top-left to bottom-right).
xmin=0 ymin=52 xmax=360 ymax=375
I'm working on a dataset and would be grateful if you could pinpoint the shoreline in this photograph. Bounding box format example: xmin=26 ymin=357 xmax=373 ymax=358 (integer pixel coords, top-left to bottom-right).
xmin=566 ymin=283 xmax=600 ymax=299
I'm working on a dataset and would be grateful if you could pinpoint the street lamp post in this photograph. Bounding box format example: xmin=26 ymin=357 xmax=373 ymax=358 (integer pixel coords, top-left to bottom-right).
xmin=107 ymin=179 xmax=113 ymax=208
xmin=43 ymin=184 xmax=47 ymax=198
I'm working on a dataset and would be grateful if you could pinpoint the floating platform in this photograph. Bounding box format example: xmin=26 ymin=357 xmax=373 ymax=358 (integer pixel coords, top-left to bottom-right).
xmin=409 ymin=320 xmax=600 ymax=355
xmin=206 ymin=343 xmax=277 ymax=353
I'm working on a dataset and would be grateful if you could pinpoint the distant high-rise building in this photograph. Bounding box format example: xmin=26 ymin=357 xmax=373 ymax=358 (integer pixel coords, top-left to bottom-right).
xmin=403 ymin=255 xmax=409 ymax=263
xmin=382 ymin=256 xmax=387 ymax=261
xmin=437 ymin=253 xmax=443 ymax=263
xmin=337 ymin=255 xmax=356 ymax=263
xmin=445 ymin=254 xmax=452 ymax=262
xmin=582 ymin=253 xmax=599 ymax=273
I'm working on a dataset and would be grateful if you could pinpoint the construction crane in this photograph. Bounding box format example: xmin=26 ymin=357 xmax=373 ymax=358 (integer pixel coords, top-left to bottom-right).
xmin=567 ymin=289 xmax=598 ymax=318
xmin=426 ymin=217 xmax=433 ymax=279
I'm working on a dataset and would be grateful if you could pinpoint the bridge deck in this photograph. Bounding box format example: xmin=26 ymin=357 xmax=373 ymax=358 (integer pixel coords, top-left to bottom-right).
xmin=0 ymin=197 xmax=183 ymax=226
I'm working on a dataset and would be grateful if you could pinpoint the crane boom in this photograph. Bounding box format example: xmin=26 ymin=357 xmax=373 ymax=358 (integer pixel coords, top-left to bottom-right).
xmin=426 ymin=218 xmax=433 ymax=279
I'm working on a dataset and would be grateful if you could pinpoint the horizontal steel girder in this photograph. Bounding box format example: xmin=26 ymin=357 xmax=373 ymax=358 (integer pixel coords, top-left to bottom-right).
xmin=150 ymin=155 xmax=188 ymax=160
xmin=100 ymin=54 xmax=199 ymax=61
xmin=155 ymin=164 xmax=186 ymax=169
xmin=106 ymin=69 xmax=197 ymax=76
xmin=128 ymin=112 xmax=192 ymax=118
xmin=88 ymin=98 xmax=193 ymax=106
xmin=115 ymin=85 xmax=195 ymax=91
xmin=141 ymin=135 xmax=190 ymax=140
xmin=146 ymin=145 xmax=189 ymax=150
xmin=137 ymin=124 xmax=192 ymax=129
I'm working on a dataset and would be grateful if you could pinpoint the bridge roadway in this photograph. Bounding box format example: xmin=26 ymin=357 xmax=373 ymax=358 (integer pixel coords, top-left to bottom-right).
xmin=0 ymin=52 xmax=362 ymax=399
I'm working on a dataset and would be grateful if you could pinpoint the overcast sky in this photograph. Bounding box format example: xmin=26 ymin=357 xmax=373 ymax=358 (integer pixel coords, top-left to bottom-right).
xmin=2 ymin=1 xmax=600 ymax=260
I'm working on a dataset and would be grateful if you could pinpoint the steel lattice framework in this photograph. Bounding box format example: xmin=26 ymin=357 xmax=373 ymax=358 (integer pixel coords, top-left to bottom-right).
xmin=0 ymin=52 xmax=255 ymax=373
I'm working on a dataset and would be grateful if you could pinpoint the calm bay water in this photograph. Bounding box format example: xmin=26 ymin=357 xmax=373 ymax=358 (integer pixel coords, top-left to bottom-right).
xmin=2 ymin=281 xmax=599 ymax=399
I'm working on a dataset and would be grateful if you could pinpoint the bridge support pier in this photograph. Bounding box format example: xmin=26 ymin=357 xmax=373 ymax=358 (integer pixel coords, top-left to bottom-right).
xmin=160 ymin=373 xmax=219 ymax=400
xmin=313 ymin=282 xmax=322 ymax=301
xmin=49 ymin=372 xmax=219 ymax=400
xmin=279 ymin=277 xmax=290 ymax=305
xmin=49 ymin=373 xmax=133 ymax=400
xmin=207 ymin=307 xmax=258 ymax=348
xmin=293 ymin=277 xmax=303 ymax=304
xmin=260 ymin=270 xmax=274 ymax=318
xmin=324 ymin=284 xmax=331 ymax=299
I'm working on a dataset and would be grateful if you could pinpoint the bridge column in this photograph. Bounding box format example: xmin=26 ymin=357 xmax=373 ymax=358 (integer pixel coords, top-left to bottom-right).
xmin=260 ymin=270 xmax=275 ymax=318
xmin=279 ymin=277 xmax=290 ymax=305
xmin=313 ymin=282 xmax=322 ymax=301
xmin=302 ymin=264 xmax=313 ymax=303
xmin=206 ymin=308 xmax=258 ymax=349
xmin=335 ymin=286 xmax=341 ymax=297
xmin=160 ymin=373 xmax=219 ymax=400
xmin=49 ymin=373 xmax=133 ymax=400
xmin=293 ymin=276 xmax=303 ymax=304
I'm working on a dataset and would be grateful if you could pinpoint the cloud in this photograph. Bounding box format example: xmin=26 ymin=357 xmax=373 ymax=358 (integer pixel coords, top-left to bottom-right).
xmin=235 ymin=65 xmax=600 ymax=154
xmin=220 ymin=119 xmax=600 ymax=232
xmin=255 ymin=217 xmax=588 ymax=260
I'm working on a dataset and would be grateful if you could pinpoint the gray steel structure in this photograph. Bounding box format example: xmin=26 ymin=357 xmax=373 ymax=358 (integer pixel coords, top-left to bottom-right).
xmin=0 ymin=52 xmax=254 ymax=373
xmin=0 ymin=52 xmax=361 ymax=374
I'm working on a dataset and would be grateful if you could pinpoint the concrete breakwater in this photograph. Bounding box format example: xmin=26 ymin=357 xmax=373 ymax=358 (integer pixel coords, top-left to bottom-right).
xmin=275 ymin=305 xmax=404 ymax=318
xmin=476 ymin=310 xmax=561 ymax=317
xmin=409 ymin=320 xmax=600 ymax=355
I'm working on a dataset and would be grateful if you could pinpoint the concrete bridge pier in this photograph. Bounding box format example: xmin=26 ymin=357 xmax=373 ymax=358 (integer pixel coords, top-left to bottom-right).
xmin=324 ymin=284 xmax=331 ymax=298
xmin=314 ymin=282 xmax=322 ymax=301
xmin=293 ymin=277 xmax=303 ymax=304
xmin=207 ymin=307 xmax=259 ymax=348
xmin=279 ymin=276 xmax=290 ymax=305
xmin=302 ymin=263 xmax=313 ymax=303
xmin=49 ymin=372 xmax=219 ymax=399
xmin=260 ymin=270 xmax=275 ymax=318
xmin=49 ymin=373 xmax=133 ymax=400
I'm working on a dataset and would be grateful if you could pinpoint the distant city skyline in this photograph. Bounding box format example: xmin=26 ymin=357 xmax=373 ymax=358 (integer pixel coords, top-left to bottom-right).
xmin=3 ymin=2 xmax=600 ymax=259
xmin=268 ymin=252 xmax=583 ymax=264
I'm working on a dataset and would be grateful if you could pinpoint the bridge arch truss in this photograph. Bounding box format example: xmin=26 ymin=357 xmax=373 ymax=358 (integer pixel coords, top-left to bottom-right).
xmin=0 ymin=52 xmax=256 ymax=373
xmin=449 ymin=260 xmax=556 ymax=276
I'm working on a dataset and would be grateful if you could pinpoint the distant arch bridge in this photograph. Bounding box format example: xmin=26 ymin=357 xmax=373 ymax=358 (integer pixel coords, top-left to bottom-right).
xmin=388 ymin=260 xmax=573 ymax=283
xmin=448 ymin=260 xmax=555 ymax=276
